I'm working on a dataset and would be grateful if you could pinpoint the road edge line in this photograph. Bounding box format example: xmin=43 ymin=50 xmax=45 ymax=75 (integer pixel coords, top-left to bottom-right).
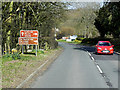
xmin=86 ymin=50 xmax=113 ymax=88
xmin=91 ymin=57 xmax=95 ymax=61
xmin=88 ymin=52 xmax=92 ymax=57
xmin=16 ymin=59 xmax=49 ymax=88
xmin=96 ymin=65 xmax=103 ymax=74
xmin=16 ymin=48 xmax=64 ymax=88
xmin=87 ymin=51 xmax=103 ymax=74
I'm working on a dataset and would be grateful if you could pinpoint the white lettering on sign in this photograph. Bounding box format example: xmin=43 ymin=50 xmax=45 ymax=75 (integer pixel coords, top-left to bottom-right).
xmin=34 ymin=41 xmax=38 ymax=42
xmin=34 ymin=33 xmax=38 ymax=35
xmin=22 ymin=32 xmax=24 ymax=36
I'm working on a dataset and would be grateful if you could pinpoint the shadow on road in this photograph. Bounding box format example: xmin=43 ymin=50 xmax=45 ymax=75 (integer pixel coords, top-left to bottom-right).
xmin=73 ymin=47 xmax=86 ymax=51
xmin=74 ymin=45 xmax=96 ymax=52
xmin=74 ymin=45 xmax=118 ymax=61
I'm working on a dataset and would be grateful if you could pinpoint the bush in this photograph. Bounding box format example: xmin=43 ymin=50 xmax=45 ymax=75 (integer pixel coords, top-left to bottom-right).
xmin=81 ymin=37 xmax=120 ymax=52
xmin=76 ymin=37 xmax=84 ymax=41
xmin=74 ymin=39 xmax=82 ymax=43
xmin=39 ymin=37 xmax=58 ymax=49
xmin=81 ymin=37 xmax=111 ymax=45
xmin=32 ymin=49 xmax=44 ymax=54
xmin=12 ymin=53 xmax=21 ymax=60
xmin=38 ymin=50 xmax=44 ymax=54
xmin=2 ymin=52 xmax=21 ymax=60
xmin=110 ymin=38 xmax=120 ymax=46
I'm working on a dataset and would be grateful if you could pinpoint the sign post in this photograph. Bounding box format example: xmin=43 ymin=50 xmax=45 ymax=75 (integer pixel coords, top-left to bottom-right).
xmin=19 ymin=30 xmax=38 ymax=56
xmin=22 ymin=45 xmax=24 ymax=54
xmin=36 ymin=45 xmax=37 ymax=56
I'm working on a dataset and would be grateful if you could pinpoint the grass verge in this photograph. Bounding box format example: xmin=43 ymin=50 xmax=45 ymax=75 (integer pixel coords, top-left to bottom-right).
xmin=56 ymin=39 xmax=82 ymax=44
xmin=2 ymin=46 xmax=63 ymax=88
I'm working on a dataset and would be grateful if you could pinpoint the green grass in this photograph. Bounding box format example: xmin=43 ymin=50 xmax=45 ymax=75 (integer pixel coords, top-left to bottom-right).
xmin=2 ymin=49 xmax=46 ymax=63
xmin=57 ymin=39 xmax=82 ymax=44
xmin=2 ymin=47 xmax=62 ymax=88
xmin=56 ymin=39 xmax=66 ymax=42
xmin=67 ymin=41 xmax=81 ymax=44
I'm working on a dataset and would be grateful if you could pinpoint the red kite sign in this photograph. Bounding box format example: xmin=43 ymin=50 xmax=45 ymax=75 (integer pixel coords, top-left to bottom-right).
xmin=20 ymin=30 xmax=38 ymax=37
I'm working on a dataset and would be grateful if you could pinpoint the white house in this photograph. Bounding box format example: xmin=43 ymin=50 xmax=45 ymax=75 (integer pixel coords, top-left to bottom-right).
xmin=70 ymin=35 xmax=77 ymax=41
xmin=66 ymin=35 xmax=77 ymax=42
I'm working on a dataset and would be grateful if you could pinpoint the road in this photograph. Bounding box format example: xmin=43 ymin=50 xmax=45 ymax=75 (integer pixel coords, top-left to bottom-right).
xmin=76 ymin=44 xmax=119 ymax=88
xmin=30 ymin=42 xmax=119 ymax=88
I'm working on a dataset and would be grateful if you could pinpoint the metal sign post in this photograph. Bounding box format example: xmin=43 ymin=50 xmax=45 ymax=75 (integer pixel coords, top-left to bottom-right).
xmin=36 ymin=45 xmax=37 ymax=56
xmin=22 ymin=45 xmax=24 ymax=54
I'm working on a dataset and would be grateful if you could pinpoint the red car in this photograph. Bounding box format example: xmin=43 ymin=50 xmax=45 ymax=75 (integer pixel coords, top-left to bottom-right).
xmin=95 ymin=41 xmax=114 ymax=55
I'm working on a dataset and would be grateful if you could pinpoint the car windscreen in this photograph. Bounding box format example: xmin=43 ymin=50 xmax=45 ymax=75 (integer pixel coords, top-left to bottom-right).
xmin=99 ymin=42 xmax=111 ymax=46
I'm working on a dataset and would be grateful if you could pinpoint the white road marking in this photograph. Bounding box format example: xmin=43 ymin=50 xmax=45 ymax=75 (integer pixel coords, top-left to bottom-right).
xmin=16 ymin=59 xmax=49 ymax=88
xmin=91 ymin=57 xmax=95 ymax=61
xmin=96 ymin=65 xmax=103 ymax=74
xmin=86 ymin=50 xmax=114 ymax=88
xmin=88 ymin=52 xmax=91 ymax=56
xmin=86 ymin=51 xmax=103 ymax=73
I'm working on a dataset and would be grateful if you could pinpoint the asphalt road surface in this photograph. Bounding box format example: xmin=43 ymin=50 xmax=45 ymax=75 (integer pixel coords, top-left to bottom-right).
xmin=76 ymin=45 xmax=119 ymax=88
xmin=30 ymin=42 xmax=119 ymax=88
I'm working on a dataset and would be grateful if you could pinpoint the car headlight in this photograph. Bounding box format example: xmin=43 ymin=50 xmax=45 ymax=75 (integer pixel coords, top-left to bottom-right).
xmin=98 ymin=47 xmax=102 ymax=49
xmin=110 ymin=47 xmax=113 ymax=50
